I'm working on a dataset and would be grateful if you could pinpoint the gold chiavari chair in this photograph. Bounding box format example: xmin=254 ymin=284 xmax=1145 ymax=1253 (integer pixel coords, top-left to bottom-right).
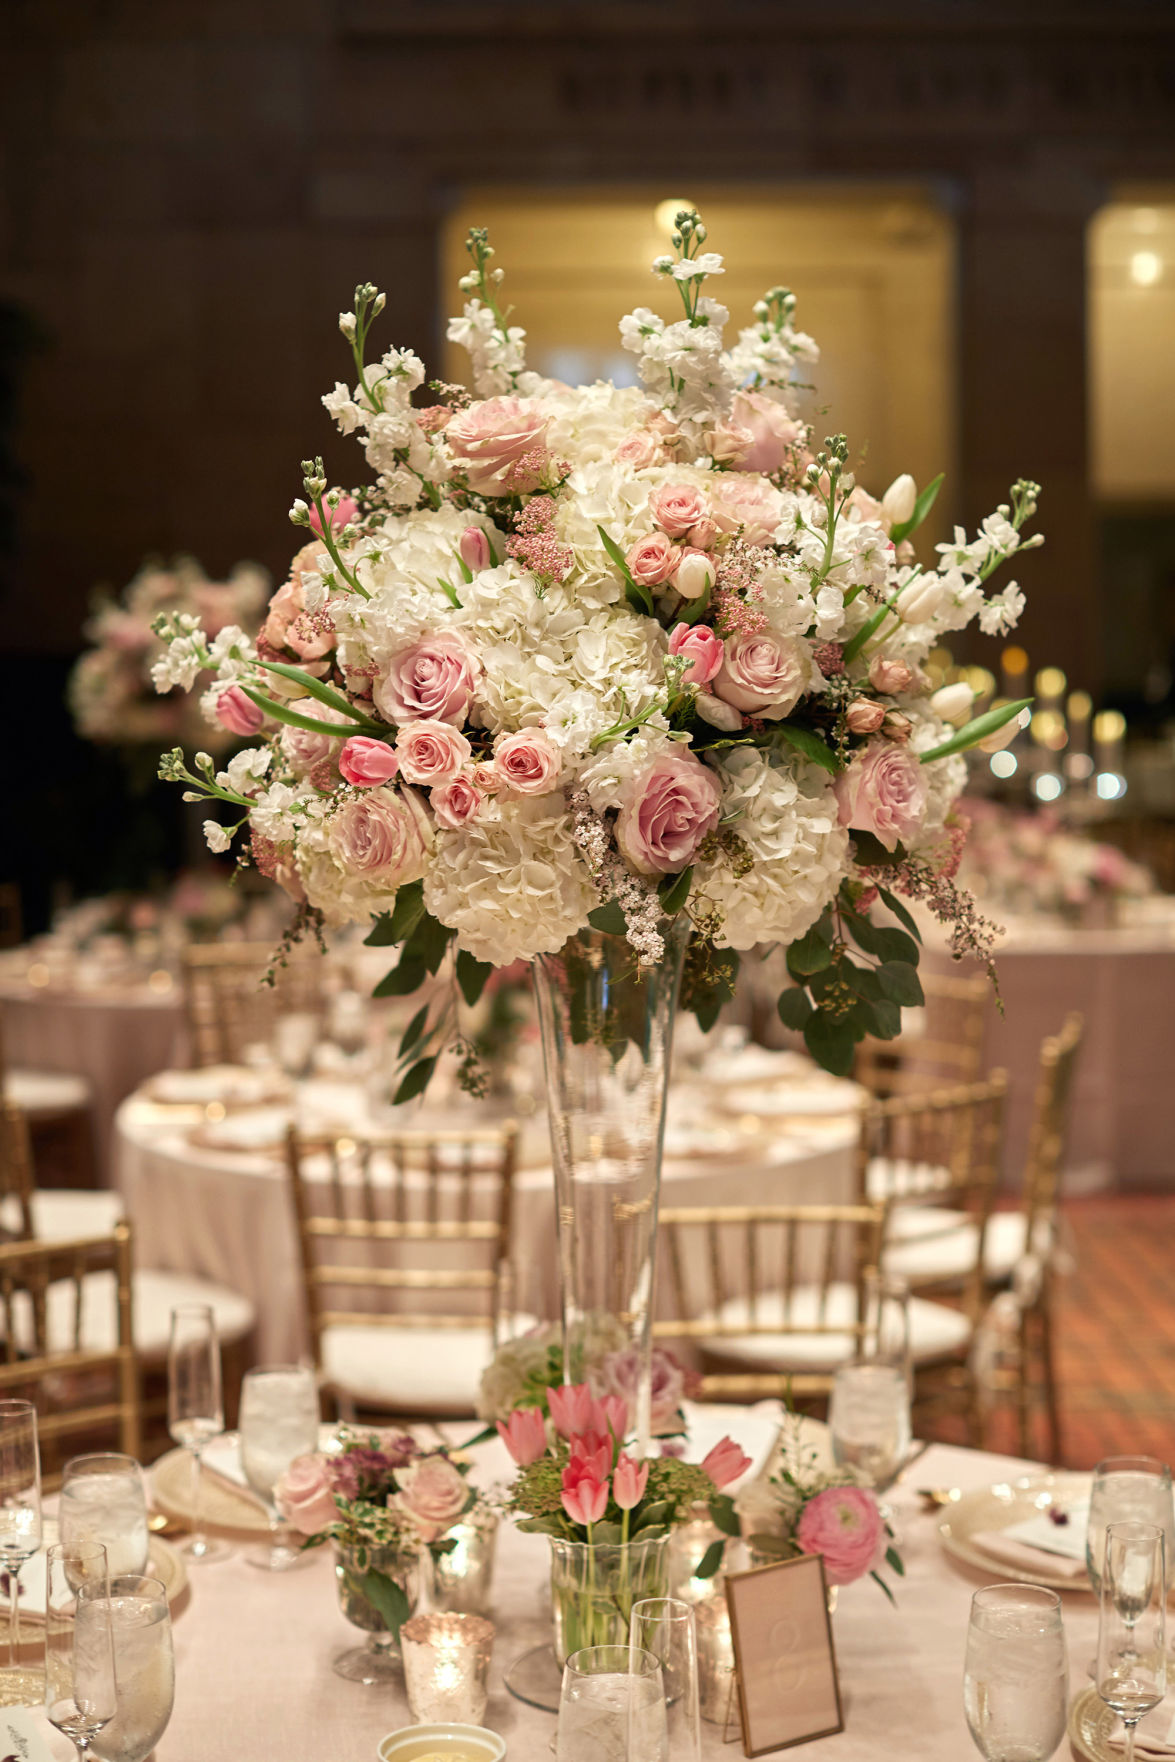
xmin=0 ymin=1004 xmax=96 ymax=1189
xmin=0 ymin=1224 xmax=141 ymax=1481
xmin=856 ymin=969 xmax=989 ymax=1098
xmin=286 ymin=1122 xmax=520 ymax=1418
xmin=181 ymin=941 xmax=327 ymax=1068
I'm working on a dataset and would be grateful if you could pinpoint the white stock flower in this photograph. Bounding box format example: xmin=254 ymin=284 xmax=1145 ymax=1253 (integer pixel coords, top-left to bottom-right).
xmin=322 ymin=381 xmax=364 ymax=435
xmin=203 ymin=820 xmax=232 ymax=854
xmin=978 ymin=582 xmax=1026 ymax=636
xmin=217 ymin=748 xmax=273 ymax=795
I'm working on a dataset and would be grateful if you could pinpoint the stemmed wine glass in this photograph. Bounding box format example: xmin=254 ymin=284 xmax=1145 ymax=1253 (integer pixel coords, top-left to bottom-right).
xmin=239 ymin=1364 xmax=320 ymax=1571
xmin=0 ymin=1398 xmax=42 ymax=1706
xmin=1096 ymin=1521 xmax=1167 ymax=1762
xmin=45 ymin=1541 xmax=116 ymax=1760
xmin=88 ymin=1574 xmax=176 ymax=1762
xmin=963 ymin=1583 xmax=1069 ymax=1762
xmin=167 ymin=1304 xmax=227 ymax=1563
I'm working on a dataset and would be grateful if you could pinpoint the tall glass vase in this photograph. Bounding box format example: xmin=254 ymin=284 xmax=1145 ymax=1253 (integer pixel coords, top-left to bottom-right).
xmin=532 ymin=918 xmax=689 ymax=1452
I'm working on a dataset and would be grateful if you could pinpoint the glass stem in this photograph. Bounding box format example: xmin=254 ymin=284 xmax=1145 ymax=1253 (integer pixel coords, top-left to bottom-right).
xmin=190 ymin=1444 xmax=207 ymax=1554
xmin=1125 ymin=1718 xmax=1136 ymax=1762
xmin=5 ymin=1560 xmax=16 ymax=1667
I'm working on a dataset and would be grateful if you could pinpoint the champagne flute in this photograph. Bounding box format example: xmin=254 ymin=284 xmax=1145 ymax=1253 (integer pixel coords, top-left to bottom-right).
xmin=60 ymin=1455 xmax=150 ymax=1578
xmin=167 ymin=1304 xmax=227 ymax=1563
xmin=239 ymin=1364 xmax=320 ymax=1571
xmin=0 ymin=1398 xmax=41 ymax=1706
xmin=1096 ymin=1522 xmax=1167 ymax=1762
xmin=630 ymin=1597 xmax=700 ymax=1762
xmin=88 ymin=1575 xmax=175 ymax=1762
xmin=45 ymin=1541 xmax=115 ymax=1760
xmin=963 ymin=1583 xmax=1069 ymax=1762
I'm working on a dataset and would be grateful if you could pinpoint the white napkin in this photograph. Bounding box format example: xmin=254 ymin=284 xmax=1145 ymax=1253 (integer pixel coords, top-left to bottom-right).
xmin=968 ymin=1527 xmax=1090 ymax=1580
xmin=1107 ymin=1702 xmax=1175 ymax=1756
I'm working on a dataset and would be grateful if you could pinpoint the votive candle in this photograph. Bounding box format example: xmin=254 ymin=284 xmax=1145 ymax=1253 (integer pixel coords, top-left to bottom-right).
xmin=401 ymin=1612 xmax=494 ymax=1726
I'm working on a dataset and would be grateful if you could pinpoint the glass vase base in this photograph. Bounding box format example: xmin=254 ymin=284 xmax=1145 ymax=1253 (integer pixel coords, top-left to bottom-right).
xmin=244 ymin=1542 xmax=314 ymax=1572
xmin=504 ymin=1643 xmax=563 ymax=1712
xmin=0 ymin=1666 xmax=42 ymax=1707
xmin=180 ymin=1534 xmax=230 ymax=1564
xmin=332 ymin=1643 xmax=402 ymax=1686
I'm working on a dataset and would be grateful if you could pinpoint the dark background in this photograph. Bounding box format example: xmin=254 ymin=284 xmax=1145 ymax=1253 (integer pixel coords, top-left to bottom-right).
xmin=3 ymin=0 xmax=1175 ymax=929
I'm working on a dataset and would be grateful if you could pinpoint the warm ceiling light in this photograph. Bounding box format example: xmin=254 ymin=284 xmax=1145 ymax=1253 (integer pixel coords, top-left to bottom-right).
xmin=1130 ymin=251 xmax=1162 ymax=287
xmin=1068 ymin=690 xmax=1092 ymax=721
xmin=1002 ymin=645 xmax=1029 ymax=676
xmin=654 ymin=199 xmax=696 ymax=238
xmin=1093 ymin=709 xmax=1127 ymax=743
xmin=1133 ymin=207 xmax=1160 ymax=233
xmin=1035 ymin=666 xmax=1067 ymax=698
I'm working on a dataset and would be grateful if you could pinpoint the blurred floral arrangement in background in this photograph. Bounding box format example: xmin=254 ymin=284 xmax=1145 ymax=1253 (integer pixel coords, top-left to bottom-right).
xmin=958 ymin=798 xmax=1152 ymax=925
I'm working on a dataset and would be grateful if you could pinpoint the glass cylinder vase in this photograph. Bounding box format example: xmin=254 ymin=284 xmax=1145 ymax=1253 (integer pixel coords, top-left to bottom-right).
xmin=533 ymin=919 xmax=689 ymax=1451
xmin=549 ymin=1533 xmax=671 ymax=1666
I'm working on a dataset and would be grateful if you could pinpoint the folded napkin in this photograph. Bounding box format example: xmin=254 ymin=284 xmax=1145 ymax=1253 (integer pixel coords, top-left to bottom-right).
xmin=1107 ymin=1702 xmax=1175 ymax=1757
xmin=968 ymin=1528 xmax=1090 ymax=1579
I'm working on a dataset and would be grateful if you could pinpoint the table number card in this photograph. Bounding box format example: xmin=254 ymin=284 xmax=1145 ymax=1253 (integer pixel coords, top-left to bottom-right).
xmin=726 ymin=1555 xmax=844 ymax=1756
xmin=0 ymin=1707 xmax=61 ymax=1762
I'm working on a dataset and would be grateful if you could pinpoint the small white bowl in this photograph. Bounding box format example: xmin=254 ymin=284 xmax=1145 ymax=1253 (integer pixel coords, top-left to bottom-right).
xmin=377 ymin=1723 xmax=506 ymax=1762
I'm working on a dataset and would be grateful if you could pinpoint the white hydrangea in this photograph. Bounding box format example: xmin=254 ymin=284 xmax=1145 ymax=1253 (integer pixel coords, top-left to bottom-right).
xmin=576 ymin=726 xmax=680 ymax=817
xmin=906 ymin=708 xmax=968 ymax=850
xmin=542 ymin=382 xmax=655 ymax=469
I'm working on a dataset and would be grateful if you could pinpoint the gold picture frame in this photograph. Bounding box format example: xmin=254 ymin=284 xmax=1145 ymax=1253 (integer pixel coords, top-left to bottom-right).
xmin=725 ymin=1555 xmax=844 ymax=1755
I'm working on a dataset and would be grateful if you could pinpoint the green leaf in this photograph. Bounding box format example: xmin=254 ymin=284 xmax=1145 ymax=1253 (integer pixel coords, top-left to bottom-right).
xmin=411 ymin=911 xmax=452 ymax=977
xmin=861 ymin=997 xmax=902 ymax=1041
xmin=885 ymin=1545 xmax=905 ymax=1577
xmin=841 ymin=597 xmax=897 ymax=666
xmin=436 ymin=576 xmax=461 ymax=608
xmin=364 ymin=912 xmax=397 ymax=947
xmin=356 ymin=1568 xmax=412 ymax=1641
xmin=849 ymin=830 xmax=905 ymax=867
xmin=588 ymin=901 xmax=629 ymax=936
xmin=678 ymin=580 xmax=712 ymax=625
xmin=373 ymin=955 xmax=426 ymax=998
xmin=693 ymin=1539 xmax=727 ymax=1580
xmin=254 ymin=660 xmax=378 ymax=725
xmin=393 ymin=1055 xmax=438 ymax=1104
xmin=773 ymin=723 xmax=840 ymax=775
xmin=919 ymin=697 xmax=1032 ymax=764
xmin=777 ymin=987 xmax=813 ymax=1031
xmin=456 ymin=950 xmax=493 ymax=1007
xmin=658 ymin=866 xmax=694 ymax=917
xmin=385 ymin=880 xmax=426 ymax=945
xmin=843 ymin=912 xmax=918 ymax=967
xmin=597 ymin=525 xmax=653 ymax=615
xmin=786 ymin=924 xmax=833 ymax=977
xmin=398 ymin=1004 xmax=430 ymax=1058
xmin=876 ymin=886 xmax=921 ymax=941
xmin=875 ymin=962 xmax=924 ymax=1007
xmin=709 ymin=1494 xmax=742 ymax=1538
xmin=888 ymin=471 xmax=944 ymax=545
xmin=240 ymin=688 xmax=352 ymax=739
xmin=870 ymin=1568 xmax=898 ymax=1606
xmin=844 ymin=963 xmax=883 ymax=1003
xmin=804 ymin=1008 xmax=858 ymax=1077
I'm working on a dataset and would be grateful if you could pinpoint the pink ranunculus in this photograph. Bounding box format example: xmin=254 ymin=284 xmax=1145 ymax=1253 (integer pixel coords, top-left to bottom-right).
xmin=704 ymin=419 xmax=754 ymax=467
xmin=497 ymin=1407 xmax=548 ymax=1467
xmin=396 ymin=718 xmax=472 ymax=786
xmin=274 ymin=1454 xmax=338 ymax=1536
xmin=834 ymin=740 xmax=928 ymax=852
xmin=672 ymin=549 xmax=716 ymax=600
xmin=845 ymin=698 xmax=887 ymax=736
xmin=650 ymin=482 xmax=708 ymax=539
xmin=730 ymin=389 xmax=804 ymax=476
xmin=215 ymin=684 xmax=265 ymax=737
xmin=431 ymin=774 xmax=483 ymax=829
xmin=795 ymin=1485 xmax=885 ymax=1586
xmin=493 ymin=728 xmax=562 ymax=796
xmin=393 ymin=1455 xmax=470 ymax=1544
xmin=328 ymin=786 xmax=429 ymax=879
xmin=709 ymin=475 xmax=785 ymax=546
xmin=868 ymin=655 xmax=914 ymax=695
xmin=459 ymin=527 xmax=492 ymax=572
xmin=561 ymin=1462 xmax=609 ymax=1528
xmin=309 ymin=493 xmax=360 ymax=538
xmin=280 ymin=701 xmax=353 ymax=776
xmin=374 ymin=632 xmax=480 ymax=727
xmin=713 ymin=631 xmax=807 ymax=719
xmin=668 ymin=623 xmax=724 ymax=688
xmin=446 ymin=396 xmax=549 ymax=495
xmin=339 ymin=736 xmax=399 ymax=788
xmin=614 ymin=430 xmax=664 ymax=469
xmin=625 ymin=531 xmax=678 ymax=589
xmin=700 ymin=1437 xmax=753 ymax=1491
xmin=593 ymin=1345 xmax=687 ymax=1439
xmin=547 ymin=1383 xmax=599 ymax=1441
xmin=612 ymin=1453 xmax=649 ymax=1512
xmin=615 ymin=751 xmax=722 ymax=877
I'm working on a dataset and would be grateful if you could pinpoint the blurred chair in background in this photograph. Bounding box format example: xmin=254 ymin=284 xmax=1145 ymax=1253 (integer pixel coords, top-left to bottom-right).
xmin=0 ymin=1004 xmax=96 ymax=1188
xmin=181 ymin=941 xmax=326 ymax=1069
xmin=856 ymin=969 xmax=989 ymax=1098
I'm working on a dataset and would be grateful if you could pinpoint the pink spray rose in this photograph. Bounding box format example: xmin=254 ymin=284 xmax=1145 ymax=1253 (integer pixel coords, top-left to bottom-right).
xmin=713 ymin=631 xmax=807 ymax=718
xmin=650 ymin=482 xmax=708 ymax=538
xmin=625 ymin=531 xmax=678 ymax=589
xmin=834 ymin=739 xmax=928 ymax=852
xmin=615 ymin=752 xmax=722 ymax=877
xmin=493 ymin=728 xmax=562 ymax=795
xmin=459 ymin=527 xmax=492 ymax=572
xmin=868 ymin=655 xmax=914 ymax=694
xmin=795 ymin=1485 xmax=885 ymax=1586
xmin=729 ymin=389 xmax=804 ymax=476
xmin=214 ymin=684 xmax=264 ymax=737
xmin=704 ymin=418 xmax=754 ymax=467
xmin=687 ymin=516 xmax=718 ymax=550
xmin=328 ymin=787 xmax=428 ymax=879
xmin=496 ymin=1407 xmax=548 ymax=1467
xmin=274 ymin=1454 xmax=338 ymax=1535
xmin=446 ymin=396 xmax=549 ymax=494
xmin=396 ymin=718 xmax=472 ymax=786
xmin=431 ymin=774 xmax=483 ymax=829
xmin=338 ymin=736 xmax=399 ymax=787
xmin=393 ymin=1455 xmax=470 ymax=1544
xmin=668 ymin=623 xmax=724 ymax=688
xmin=280 ymin=701 xmax=352 ymax=776
xmin=612 ymin=1453 xmax=650 ymax=1511
xmin=614 ymin=430 xmax=664 ymax=469
xmin=709 ymin=475 xmax=785 ymax=546
xmin=845 ymin=698 xmax=887 ymax=735
xmin=374 ymin=632 xmax=480 ymax=727
xmin=700 ymin=1437 xmax=753 ymax=1491
xmin=309 ymin=493 xmax=360 ymax=537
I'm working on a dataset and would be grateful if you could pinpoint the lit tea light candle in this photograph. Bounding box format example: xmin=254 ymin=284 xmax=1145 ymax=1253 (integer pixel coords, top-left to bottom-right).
xmin=429 ymin=1506 xmax=498 ymax=1617
xmin=401 ymin=1613 xmax=495 ymax=1726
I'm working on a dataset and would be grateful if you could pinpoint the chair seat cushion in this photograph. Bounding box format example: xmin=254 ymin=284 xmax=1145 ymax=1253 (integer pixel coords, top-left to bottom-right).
xmin=699 ymin=1282 xmax=972 ymax=1373
xmin=320 ymin=1324 xmax=497 ymax=1413
xmin=13 ymin=1270 xmax=256 ymax=1359
xmin=5 ymin=1070 xmax=92 ymax=1117
xmin=883 ymin=1209 xmax=1029 ymax=1283
xmin=0 ymin=1191 xmax=123 ymax=1241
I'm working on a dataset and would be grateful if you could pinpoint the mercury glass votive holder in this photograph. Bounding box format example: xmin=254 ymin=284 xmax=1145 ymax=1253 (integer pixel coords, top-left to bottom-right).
xmin=429 ymin=1506 xmax=499 ymax=1617
xmin=401 ymin=1612 xmax=495 ymax=1726
xmin=694 ymin=1598 xmax=736 ymax=1727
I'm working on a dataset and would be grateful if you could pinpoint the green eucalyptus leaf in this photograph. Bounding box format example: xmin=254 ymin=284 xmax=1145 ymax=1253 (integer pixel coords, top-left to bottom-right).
xmin=693 ymin=1539 xmax=727 ymax=1580
xmin=658 ymin=866 xmax=694 ymax=916
xmin=876 ymin=886 xmax=921 ymax=940
xmin=375 ymin=880 xmax=426 ymax=947
xmin=398 ymin=1003 xmax=430 ymax=1057
xmin=787 ymin=926 xmax=833 ymax=977
xmin=588 ymin=901 xmax=629 ymax=936
xmin=804 ymin=1008 xmax=858 ymax=1077
xmin=777 ymin=987 xmax=813 ymax=1031
xmin=774 ymin=723 xmax=840 ymax=775
xmin=875 ymin=962 xmax=924 ymax=1007
xmin=456 ymin=950 xmax=494 ymax=1007
xmin=393 ymin=1056 xmax=438 ymax=1104
xmin=849 ymin=830 xmax=905 ymax=867
xmin=410 ymin=911 xmax=453 ymax=977
xmin=364 ymin=912 xmax=398 ymax=947
xmin=356 ymin=1569 xmax=412 ymax=1640
xmin=373 ymin=955 xmax=426 ymax=998
xmin=861 ymin=997 xmax=902 ymax=1041
xmin=709 ymin=1495 xmax=742 ymax=1538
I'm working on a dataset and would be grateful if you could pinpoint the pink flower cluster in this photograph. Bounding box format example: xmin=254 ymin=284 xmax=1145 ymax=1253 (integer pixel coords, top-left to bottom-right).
xmin=275 ymin=1433 xmax=470 ymax=1546
xmin=795 ymin=1484 xmax=886 ymax=1586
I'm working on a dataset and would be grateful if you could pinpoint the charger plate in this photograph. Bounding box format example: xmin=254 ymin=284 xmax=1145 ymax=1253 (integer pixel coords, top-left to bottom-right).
xmin=151 ymin=1446 xmax=270 ymax=1538
xmin=936 ymin=1471 xmax=1093 ymax=1593
xmin=1069 ymin=1685 xmax=1121 ymax=1761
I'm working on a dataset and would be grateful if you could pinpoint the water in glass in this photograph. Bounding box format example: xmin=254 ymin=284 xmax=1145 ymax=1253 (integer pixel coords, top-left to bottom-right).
xmin=60 ymin=1457 xmax=149 ymax=1579
xmin=89 ymin=1579 xmax=175 ymax=1762
xmin=963 ymin=1584 xmax=1068 ymax=1762
xmin=239 ymin=1364 xmax=319 ymax=1570
xmin=1086 ymin=1458 xmax=1175 ymax=1598
xmin=829 ymin=1361 xmax=911 ymax=1491
xmin=557 ymin=1644 xmax=668 ymax=1762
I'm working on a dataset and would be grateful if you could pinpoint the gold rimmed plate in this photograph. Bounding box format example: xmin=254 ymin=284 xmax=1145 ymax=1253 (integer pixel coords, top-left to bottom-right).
xmin=936 ymin=1472 xmax=1093 ymax=1593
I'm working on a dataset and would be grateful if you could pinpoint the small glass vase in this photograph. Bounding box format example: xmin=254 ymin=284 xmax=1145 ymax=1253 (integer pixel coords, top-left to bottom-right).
xmin=549 ymin=1533 xmax=671 ymax=1665
xmin=333 ymin=1540 xmax=423 ymax=1685
xmin=428 ymin=1505 xmax=499 ymax=1617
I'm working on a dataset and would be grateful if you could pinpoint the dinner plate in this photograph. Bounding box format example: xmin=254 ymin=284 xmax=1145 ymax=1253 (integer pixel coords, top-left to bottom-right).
xmin=3 ymin=1532 xmax=187 ymax=1661
xmin=715 ymin=1080 xmax=864 ymax=1119
xmin=1069 ymin=1685 xmax=1122 ymax=1761
xmin=936 ymin=1472 xmax=1094 ymax=1593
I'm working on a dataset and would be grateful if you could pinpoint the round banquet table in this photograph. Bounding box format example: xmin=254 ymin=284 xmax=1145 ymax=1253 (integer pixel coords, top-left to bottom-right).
xmin=114 ymin=1074 xmax=859 ymax=1363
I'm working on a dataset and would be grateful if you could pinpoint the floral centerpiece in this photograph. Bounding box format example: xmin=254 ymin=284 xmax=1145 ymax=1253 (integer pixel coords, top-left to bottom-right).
xmin=474 ymin=1315 xmax=695 ymax=1441
xmin=958 ymin=798 xmax=1151 ymax=926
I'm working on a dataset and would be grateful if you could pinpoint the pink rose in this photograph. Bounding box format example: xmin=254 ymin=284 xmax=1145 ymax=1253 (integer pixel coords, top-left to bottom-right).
xmin=713 ymin=632 xmax=807 ymax=718
xmin=795 ymin=1485 xmax=885 ymax=1586
xmin=328 ymin=786 xmax=429 ymax=879
xmin=650 ymin=482 xmax=708 ymax=538
xmin=730 ymin=389 xmax=804 ymax=476
xmin=496 ymin=1407 xmax=548 ymax=1467
xmin=625 ymin=531 xmax=677 ymax=589
xmin=280 ymin=701 xmax=352 ymax=776
xmin=868 ymin=656 xmax=914 ymax=694
xmin=309 ymin=494 xmax=359 ymax=537
xmin=339 ymin=736 xmax=399 ymax=788
xmin=215 ymin=684 xmax=264 ymax=737
xmin=704 ymin=419 xmax=754 ymax=467
xmin=593 ymin=1345 xmax=687 ymax=1437
xmin=709 ymin=475 xmax=785 ymax=546
xmin=614 ymin=430 xmax=663 ymax=469
xmin=431 ymin=775 xmax=482 ymax=829
xmin=834 ymin=740 xmax=928 ymax=852
xmin=493 ymin=728 xmax=562 ymax=795
xmin=612 ymin=1453 xmax=649 ymax=1512
xmin=845 ymin=698 xmax=886 ymax=735
xmin=374 ymin=633 xmax=480 ymax=727
xmin=393 ymin=1455 xmax=470 ymax=1544
xmin=700 ymin=1437 xmax=753 ymax=1491
xmin=274 ymin=1454 xmax=338 ymax=1536
xmin=396 ymin=718 xmax=472 ymax=786
xmin=687 ymin=517 xmax=718 ymax=550
xmin=459 ymin=527 xmax=492 ymax=572
xmin=561 ymin=1461 xmax=609 ymax=1528
xmin=672 ymin=550 xmax=716 ymax=600
xmin=615 ymin=752 xmax=721 ymax=877
xmin=446 ymin=396 xmax=549 ymax=494
xmin=668 ymin=623 xmax=724 ymax=688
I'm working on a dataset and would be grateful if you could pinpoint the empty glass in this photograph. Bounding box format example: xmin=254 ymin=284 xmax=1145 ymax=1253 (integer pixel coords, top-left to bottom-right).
xmin=167 ymin=1304 xmax=227 ymax=1563
xmin=0 ymin=1398 xmax=41 ymax=1706
xmin=629 ymin=1597 xmax=700 ymax=1762
xmin=60 ymin=1455 xmax=150 ymax=1578
xmin=556 ymin=1644 xmax=668 ymax=1762
xmin=87 ymin=1575 xmax=175 ymax=1762
xmin=239 ymin=1364 xmax=320 ymax=1570
xmin=1086 ymin=1457 xmax=1175 ymax=1598
xmin=963 ymin=1583 xmax=1068 ymax=1762
xmin=45 ymin=1541 xmax=116 ymax=1760
xmin=1096 ymin=1522 xmax=1167 ymax=1762
xmin=829 ymin=1359 xmax=912 ymax=1493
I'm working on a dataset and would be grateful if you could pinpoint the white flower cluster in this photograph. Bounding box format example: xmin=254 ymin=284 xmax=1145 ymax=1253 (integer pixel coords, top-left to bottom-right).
xmin=619 ymin=297 xmax=736 ymax=442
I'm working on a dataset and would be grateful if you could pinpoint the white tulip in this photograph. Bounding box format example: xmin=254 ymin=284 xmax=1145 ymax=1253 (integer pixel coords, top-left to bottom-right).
xmin=673 ymin=551 xmax=717 ymax=600
xmin=894 ymin=576 xmax=946 ymax=623
xmin=929 ymin=682 xmax=975 ymax=725
xmin=695 ymin=691 xmax=743 ymax=732
xmin=881 ymin=473 xmax=917 ymax=530
xmin=978 ymin=707 xmax=1029 ymax=752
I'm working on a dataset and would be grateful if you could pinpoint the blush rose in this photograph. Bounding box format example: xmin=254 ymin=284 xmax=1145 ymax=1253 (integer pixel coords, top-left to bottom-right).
xmin=615 ymin=752 xmax=721 ymax=876
xmin=713 ymin=632 xmax=807 ymax=718
xmin=650 ymin=482 xmax=708 ymax=538
xmin=446 ymin=396 xmax=549 ymax=494
xmin=431 ymin=774 xmax=483 ymax=828
xmin=392 ymin=1455 xmax=470 ymax=1544
xmin=328 ymin=787 xmax=428 ymax=879
xmin=493 ymin=728 xmax=562 ymax=795
xmin=396 ymin=718 xmax=472 ymax=786
xmin=834 ymin=740 xmax=928 ymax=852
xmin=625 ymin=531 xmax=677 ymax=589
xmin=374 ymin=633 xmax=480 ymax=727
xmin=274 ymin=1455 xmax=338 ymax=1536
xmin=729 ymin=389 xmax=803 ymax=476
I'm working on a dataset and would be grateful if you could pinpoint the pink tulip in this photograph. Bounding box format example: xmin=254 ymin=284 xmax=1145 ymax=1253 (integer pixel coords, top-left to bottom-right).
xmin=598 ymin=1395 xmax=629 ymax=1442
xmin=568 ymin=1435 xmax=613 ymax=1483
xmin=338 ymin=736 xmax=399 ymax=788
xmin=459 ymin=527 xmax=492 ymax=572
xmin=548 ymin=1382 xmax=597 ymax=1440
xmin=496 ymin=1407 xmax=547 ymax=1467
xmin=309 ymin=494 xmax=359 ymax=537
xmin=215 ymin=684 xmax=265 ymax=737
xmin=700 ymin=1437 xmax=752 ymax=1491
xmin=561 ymin=1463 xmax=609 ymax=1528
xmin=612 ymin=1453 xmax=649 ymax=1512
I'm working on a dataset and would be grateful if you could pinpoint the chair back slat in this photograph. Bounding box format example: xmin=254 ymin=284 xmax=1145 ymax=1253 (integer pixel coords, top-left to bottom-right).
xmin=181 ymin=942 xmax=326 ymax=1068
xmin=0 ymin=1104 xmax=36 ymax=1242
xmin=857 ymin=970 xmax=989 ymax=1097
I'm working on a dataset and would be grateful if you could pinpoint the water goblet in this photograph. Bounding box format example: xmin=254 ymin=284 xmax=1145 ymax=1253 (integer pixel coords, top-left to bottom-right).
xmin=963 ymin=1583 xmax=1069 ymax=1762
xmin=60 ymin=1455 xmax=150 ymax=1579
xmin=1086 ymin=1457 xmax=1175 ymax=1599
xmin=556 ymin=1644 xmax=667 ymax=1762
xmin=167 ymin=1304 xmax=227 ymax=1563
xmin=829 ymin=1359 xmax=912 ymax=1495
xmin=87 ymin=1574 xmax=175 ymax=1762
xmin=0 ymin=1397 xmax=41 ymax=1706
xmin=45 ymin=1541 xmax=115 ymax=1760
xmin=239 ymin=1363 xmax=320 ymax=1570
xmin=629 ymin=1597 xmax=700 ymax=1762
xmin=1096 ymin=1522 xmax=1167 ymax=1762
